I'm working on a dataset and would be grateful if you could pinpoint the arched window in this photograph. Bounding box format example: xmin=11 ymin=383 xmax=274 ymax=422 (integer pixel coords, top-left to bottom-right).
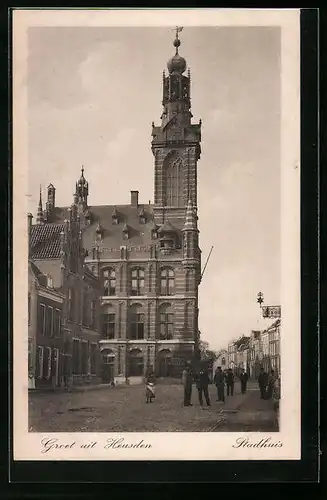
xmin=103 ymin=268 xmax=116 ymax=296
xmin=159 ymin=304 xmax=174 ymax=340
xmin=131 ymin=268 xmax=145 ymax=296
xmin=101 ymin=305 xmax=115 ymax=339
xmin=128 ymin=348 xmax=144 ymax=377
xmin=160 ymin=268 xmax=175 ymax=295
xmin=102 ymin=349 xmax=115 ymax=364
xmin=164 ymin=153 xmax=182 ymax=206
xmin=129 ymin=304 xmax=145 ymax=340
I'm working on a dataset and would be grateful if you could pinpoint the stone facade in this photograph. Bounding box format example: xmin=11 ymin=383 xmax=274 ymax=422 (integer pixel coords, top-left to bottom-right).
xmin=30 ymin=32 xmax=203 ymax=384
xmin=28 ymin=198 xmax=102 ymax=389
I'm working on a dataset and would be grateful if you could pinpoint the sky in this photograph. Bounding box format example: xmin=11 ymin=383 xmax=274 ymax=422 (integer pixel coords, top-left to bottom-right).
xmin=27 ymin=26 xmax=281 ymax=350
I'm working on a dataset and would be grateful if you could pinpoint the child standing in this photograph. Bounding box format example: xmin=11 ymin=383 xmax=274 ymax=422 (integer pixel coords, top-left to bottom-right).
xmin=145 ymin=372 xmax=156 ymax=403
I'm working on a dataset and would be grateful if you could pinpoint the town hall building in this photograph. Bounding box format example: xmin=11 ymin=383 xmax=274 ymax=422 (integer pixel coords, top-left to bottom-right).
xmin=29 ymin=30 xmax=203 ymax=384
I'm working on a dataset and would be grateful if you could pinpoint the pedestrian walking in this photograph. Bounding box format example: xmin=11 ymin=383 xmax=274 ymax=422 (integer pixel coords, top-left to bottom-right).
xmin=214 ymin=366 xmax=225 ymax=402
xmin=225 ymin=368 xmax=235 ymax=396
xmin=195 ymin=367 xmax=211 ymax=407
xmin=258 ymin=367 xmax=268 ymax=399
xmin=239 ymin=368 xmax=249 ymax=394
xmin=182 ymin=364 xmax=193 ymax=406
xmin=145 ymin=372 xmax=156 ymax=403
xmin=266 ymin=369 xmax=277 ymax=400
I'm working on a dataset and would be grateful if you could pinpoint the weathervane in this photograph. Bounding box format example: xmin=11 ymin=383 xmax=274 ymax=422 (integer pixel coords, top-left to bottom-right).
xmin=171 ymin=26 xmax=184 ymax=53
xmin=174 ymin=26 xmax=183 ymax=38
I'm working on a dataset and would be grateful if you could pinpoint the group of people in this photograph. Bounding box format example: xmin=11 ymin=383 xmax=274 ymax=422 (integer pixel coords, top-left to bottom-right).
xmin=145 ymin=365 xmax=279 ymax=406
xmin=258 ymin=367 xmax=278 ymax=400
xmin=182 ymin=365 xmax=250 ymax=408
xmin=212 ymin=367 xmax=249 ymax=403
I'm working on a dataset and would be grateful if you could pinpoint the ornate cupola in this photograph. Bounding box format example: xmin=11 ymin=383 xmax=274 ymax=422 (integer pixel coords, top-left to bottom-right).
xmin=75 ymin=166 xmax=89 ymax=209
xmin=151 ymin=27 xmax=202 ymax=214
xmin=161 ymin=27 xmax=191 ymax=127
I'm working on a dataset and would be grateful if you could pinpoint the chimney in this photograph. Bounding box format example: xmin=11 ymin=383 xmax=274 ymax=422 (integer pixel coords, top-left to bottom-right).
xmin=130 ymin=190 xmax=139 ymax=208
xmin=46 ymin=184 xmax=56 ymax=221
xmin=27 ymin=213 xmax=33 ymax=232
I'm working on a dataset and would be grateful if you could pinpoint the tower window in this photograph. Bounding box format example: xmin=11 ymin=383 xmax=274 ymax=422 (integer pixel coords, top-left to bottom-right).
xmin=165 ymin=154 xmax=182 ymax=207
xmin=160 ymin=268 xmax=175 ymax=295
xmin=103 ymin=269 xmax=116 ymax=296
xmin=131 ymin=268 xmax=145 ymax=296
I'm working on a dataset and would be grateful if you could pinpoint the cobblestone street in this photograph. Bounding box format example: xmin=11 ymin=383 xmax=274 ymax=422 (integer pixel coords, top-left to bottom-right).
xmin=29 ymin=380 xmax=278 ymax=433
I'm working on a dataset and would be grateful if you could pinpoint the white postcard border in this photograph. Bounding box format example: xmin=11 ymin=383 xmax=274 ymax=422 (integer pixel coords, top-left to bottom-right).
xmin=13 ymin=8 xmax=301 ymax=461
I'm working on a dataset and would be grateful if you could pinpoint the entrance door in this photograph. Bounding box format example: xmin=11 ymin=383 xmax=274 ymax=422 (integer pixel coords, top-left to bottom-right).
xmin=158 ymin=350 xmax=172 ymax=377
xmin=101 ymin=363 xmax=114 ymax=383
xmin=101 ymin=350 xmax=115 ymax=383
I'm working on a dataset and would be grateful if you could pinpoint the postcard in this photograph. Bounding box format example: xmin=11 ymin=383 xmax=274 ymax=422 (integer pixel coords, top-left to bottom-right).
xmin=13 ymin=8 xmax=301 ymax=461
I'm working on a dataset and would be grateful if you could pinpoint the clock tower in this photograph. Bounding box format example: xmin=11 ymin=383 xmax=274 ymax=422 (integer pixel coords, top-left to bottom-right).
xmin=151 ymin=29 xmax=202 ymax=222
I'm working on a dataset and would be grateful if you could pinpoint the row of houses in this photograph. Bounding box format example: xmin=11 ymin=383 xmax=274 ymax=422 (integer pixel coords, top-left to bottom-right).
xmin=28 ymin=200 xmax=103 ymax=390
xmin=214 ymin=319 xmax=281 ymax=380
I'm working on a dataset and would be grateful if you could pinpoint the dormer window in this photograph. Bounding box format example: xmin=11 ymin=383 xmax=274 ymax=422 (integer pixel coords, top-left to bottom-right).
xmin=47 ymin=275 xmax=53 ymax=288
xmin=122 ymin=223 xmax=129 ymax=240
xmin=139 ymin=208 xmax=146 ymax=224
xmin=95 ymin=222 xmax=103 ymax=241
xmin=160 ymin=237 xmax=174 ymax=249
xmin=85 ymin=210 xmax=91 ymax=226
xmin=148 ymin=219 xmax=158 ymax=240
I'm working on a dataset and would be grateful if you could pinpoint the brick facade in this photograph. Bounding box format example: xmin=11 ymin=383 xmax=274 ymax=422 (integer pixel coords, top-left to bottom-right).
xmin=30 ymin=32 xmax=203 ymax=384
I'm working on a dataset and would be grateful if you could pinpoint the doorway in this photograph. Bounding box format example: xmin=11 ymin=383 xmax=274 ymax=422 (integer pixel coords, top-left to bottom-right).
xmin=101 ymin=349 xmax=115 ymax=383
xmin=158 ymin=349 xmax=173 ymax=377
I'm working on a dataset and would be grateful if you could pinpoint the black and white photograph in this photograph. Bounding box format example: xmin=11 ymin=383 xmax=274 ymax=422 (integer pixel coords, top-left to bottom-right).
xmin=13 ymin=9 xmax=301 ymax=461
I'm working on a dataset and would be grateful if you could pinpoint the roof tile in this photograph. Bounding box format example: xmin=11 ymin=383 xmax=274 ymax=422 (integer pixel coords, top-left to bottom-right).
xmin=30 ymin=223 xmax=65 ymax=259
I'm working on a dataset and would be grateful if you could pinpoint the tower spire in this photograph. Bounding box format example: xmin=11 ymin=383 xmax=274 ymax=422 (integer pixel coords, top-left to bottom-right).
xmin=36 ymin=185 xmax=44 ymax=225
xmin=75 ymin=166 xmax=89 ymax=208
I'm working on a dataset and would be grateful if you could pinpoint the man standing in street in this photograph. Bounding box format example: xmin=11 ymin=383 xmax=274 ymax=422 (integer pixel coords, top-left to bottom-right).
xmin=182 ymin=364 xmax=193 ymax=407
xmin=239 ymin=368 xmax=249 ymax=394
xmin=226 ymin=368 xmax=235 ymax=396
xmin=258 ymin=367 xmax=268 ymax=399
xmin=214 ymin=366 xmax=225 ymax=402
xmin=266 ymin=369 xmax=277 ymax=400
xmin=195 ymin=367 xmax=211 ymax=408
